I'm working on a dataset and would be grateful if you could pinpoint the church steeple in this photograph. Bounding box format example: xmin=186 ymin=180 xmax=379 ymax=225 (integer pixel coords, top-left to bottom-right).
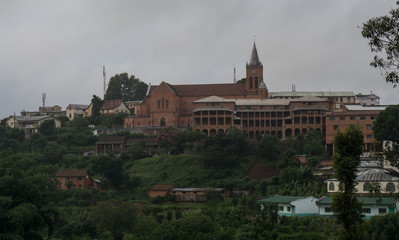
xmin=248 ymin=42 xmax=262 ymax=66
xmin=246 ymin=41 xmax=267 ymax=98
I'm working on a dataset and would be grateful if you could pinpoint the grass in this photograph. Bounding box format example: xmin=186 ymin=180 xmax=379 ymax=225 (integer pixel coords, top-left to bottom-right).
xmin=125 ymin=154 xmax=256 ymax=192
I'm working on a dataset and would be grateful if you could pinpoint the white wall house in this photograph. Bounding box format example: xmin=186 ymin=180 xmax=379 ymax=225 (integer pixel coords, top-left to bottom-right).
xmin=326 ymin=168 xmax=399 ymax=195
xmin=317 ymin=196 xmax=397 ymax=218
xmin=258 ymin=196 xmax=319 ymax=217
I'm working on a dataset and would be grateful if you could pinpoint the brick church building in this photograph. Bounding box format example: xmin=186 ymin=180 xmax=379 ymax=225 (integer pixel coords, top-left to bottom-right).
xmin=123 ymin=42 xmax=382 ymax=150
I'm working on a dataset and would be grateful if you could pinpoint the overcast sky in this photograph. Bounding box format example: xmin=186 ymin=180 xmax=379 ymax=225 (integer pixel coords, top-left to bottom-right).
xmin=1 ymin=0 xmax=397 ymax=119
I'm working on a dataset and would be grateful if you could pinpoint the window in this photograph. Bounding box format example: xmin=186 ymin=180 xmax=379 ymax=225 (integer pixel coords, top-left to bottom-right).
xmin=363 ymin=182 xmax=370 ymax=191
xmin=379 ymin=208 xmax=387 ymax=214
xmin=287 ymin=206 xmax=291 ymax=212
xmin=366 ymin=125 xmax=372 ymax=129
xmin=329 ymin=117 xmax=335 ymax=121
xmin=278 ymin=206 xmax=283 ymax=211
xmin=333 ymin=125 xmax=339 ymax=130
xmin=386 ymin=182 xmax=395 ymax=192
xmin=360 ymin=116 xmax=366 ymax=120
xmin=340 ymin=117 xmax=345 ymax=120
xmin=350 ymin=116 xmax=355 ymax=120
xmin=371 ymin=116 xmax=376 ymax=120
xmin=328 ymin=182 xmax=335 ymax=191
xmin=362 ymin=208 xmax=371 ymax=214
xmin=367 ymin=135 xmax=372 ymax=139
xmin=166 ymin=100 xmax=169 ymax=108
xmin=325 ymin=207 xmax=331 ymax=213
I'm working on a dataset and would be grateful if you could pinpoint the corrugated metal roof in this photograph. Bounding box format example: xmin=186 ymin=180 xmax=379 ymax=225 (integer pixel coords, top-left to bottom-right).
xmin=317 ymin=196 xmax=396 ymax=205
xmin=344 ymin=105 xmax=386 ymax=111
xmin=271 ymin=91 xmax=355 ymax=97
xmin=257 ymin=195 xmax=303 ymax=204
xmin=193 ymin=96 xmax=235 ymax=103
xmin=14 ymin=115 xmax=52 ymax=122
xmin=235 ymin=98 xmax=290 ymax=106
xmin=356 ymin=169 xmax=399 ymax=181
xmin=193 ymin=107 xmax=233 ymax=112
xmin=293 ymin=106 xmax=329 ymax=111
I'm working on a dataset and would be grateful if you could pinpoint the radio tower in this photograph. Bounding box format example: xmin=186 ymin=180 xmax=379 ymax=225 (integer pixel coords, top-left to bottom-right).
xmin=103 ymin=66 xmax=107 ymax=99
xmin=42 ymin=93 xmax=46 ymax=108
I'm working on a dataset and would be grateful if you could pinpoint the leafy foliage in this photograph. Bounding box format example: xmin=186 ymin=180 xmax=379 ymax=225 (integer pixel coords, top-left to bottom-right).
xmin=104 ymin=73 xmax=148 ymax=101
xmin=258 ymin=134 xmax=281 ymax=161
xmin=203 ymin=127 xmax=249 ymax=169
xmin=89 ymin=201 xmax=137 ymax=240
xmin=361 ymin=2 xmax=399 ymax=85
xmin=373 ymin=105 xmax=399 ymax=167
xmin=331 ymin=125 xmax=364 ymax=240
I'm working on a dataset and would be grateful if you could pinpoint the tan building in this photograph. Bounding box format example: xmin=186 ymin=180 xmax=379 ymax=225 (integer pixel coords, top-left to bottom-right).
xmin=355 ymin=92 xmax=380 ymax=106
xmin=100 ymin=100 xmax=130 ymax=115
xmin=326 ymin=168 xmax=399 ymax=196
xmin=66 ymin=104 xmax=89 ymax=120
xmin=55 ymin=169 xmax=100 ymax=190
xmin=6 ymin=115 xmax=61 ymax=134
xmin=325 ymin=105 xmax=386 ymax=153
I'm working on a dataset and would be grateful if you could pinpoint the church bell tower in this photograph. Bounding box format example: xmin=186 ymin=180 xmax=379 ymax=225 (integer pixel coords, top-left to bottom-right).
xmin=246 ymin=42 xmax=268 ymax=98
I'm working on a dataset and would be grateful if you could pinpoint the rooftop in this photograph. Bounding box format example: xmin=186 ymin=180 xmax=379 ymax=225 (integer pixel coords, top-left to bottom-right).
xmin=257 ymin=195 xmax=303 ymax=204
xmin=56 ymin=169 xmax=89 ymax=178
xmin=271 ymin=91 xmax=355 ymax=98
xmin=317 ymin=196 xmax=396 ymax=205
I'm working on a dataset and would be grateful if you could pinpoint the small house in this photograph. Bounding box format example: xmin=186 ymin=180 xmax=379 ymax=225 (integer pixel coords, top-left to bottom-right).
xmin=55 ymin=169 xmax=100 ymax=190
xmin=149 ymin=184 xmax=175 ymax=198
xmin=258 ymin=195 xmax=319 ymax=217
xmin=317 ymin=196 xmax=397 ymax=218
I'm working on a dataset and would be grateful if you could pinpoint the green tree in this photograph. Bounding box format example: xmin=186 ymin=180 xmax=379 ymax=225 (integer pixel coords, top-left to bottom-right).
xmin=88 ymin=95 xmax=104 ymax=125
xmin=361 ymin=2 xmax=399 ymax=85
xmin=258 ymin=134 xmax=281 ymax=162
xmin=89 ymin=201 xmax=137 ymax=240
xmin=202 ymin=127 xmax=249 ymax=169
xmin=38 ymin=119 xmax=56 ymax=136
xmin=373 ymin=105 xmax=399 ymax=167
xmin=303 ymin=129 xmax=324 ymax=156
xmin=104 ymin=73 xmax=148 ymax=101
xmin=331 ymin=125 xmax=364 ymax=240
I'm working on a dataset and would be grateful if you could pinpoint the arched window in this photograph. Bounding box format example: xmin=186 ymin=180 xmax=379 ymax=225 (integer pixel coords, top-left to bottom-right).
xmin=255 ymin=77 xmax=258 ymax=89
xmin=329 ymin=182 xmax=335 ymax=191
xmin=363 ymin=182 xmax=370 ymax=192
xmin=386 ymin=182 xmax=395 ymax=192
xmin=249 ymin=77 xmax=253 ymax=89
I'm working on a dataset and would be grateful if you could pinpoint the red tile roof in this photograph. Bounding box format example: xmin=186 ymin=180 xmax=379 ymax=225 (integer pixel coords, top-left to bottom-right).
xmin=101 ymin=100 xmax=125 ymax=110
xmin=96 ymin=135 xmax=126 ymax=144
xmin=150 ymin=184 xmax=175 ymax=191
xmin=56 ymin=169 xmax=89 ymax=177
xmin=326 ymin=110 xmax=381 ymax=116
xmin=149 ymin=83 xmax=247 ymax=97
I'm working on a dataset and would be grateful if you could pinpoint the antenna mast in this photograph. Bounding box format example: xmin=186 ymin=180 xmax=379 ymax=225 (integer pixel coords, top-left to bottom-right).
xmin=42 ymin=93 xmax=46 ymax=108
xmin=103 ymin=66 xmax=106 ymax=98
xmin=234 ymin=65 xmax=236 ymax=83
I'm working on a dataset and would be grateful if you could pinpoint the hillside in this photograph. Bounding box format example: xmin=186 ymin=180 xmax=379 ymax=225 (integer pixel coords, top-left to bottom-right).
xmin=126 ymin=154 xmax=256 ymax=196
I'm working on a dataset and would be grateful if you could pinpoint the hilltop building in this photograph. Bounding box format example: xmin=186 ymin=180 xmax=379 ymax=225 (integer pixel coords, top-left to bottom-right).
xmin=355 ymin=92 xmax=380 ymax=106
xmin=6 ymin=115 xmax=61 ymax=134
xmin=123 ymin=42 xmax=362 ymax=144
xmin=66 ymin=104 xmax=89 ymax=120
